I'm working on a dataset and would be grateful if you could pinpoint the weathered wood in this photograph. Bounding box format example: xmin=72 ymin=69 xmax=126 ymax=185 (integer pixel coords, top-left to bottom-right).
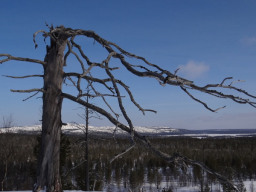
xmin=34 ymin=34 xmax=67 ymax=192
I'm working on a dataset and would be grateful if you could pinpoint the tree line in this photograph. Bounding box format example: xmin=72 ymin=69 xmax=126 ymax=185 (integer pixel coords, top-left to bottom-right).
xmin=0 ymin=133 xmax=255 ymax=191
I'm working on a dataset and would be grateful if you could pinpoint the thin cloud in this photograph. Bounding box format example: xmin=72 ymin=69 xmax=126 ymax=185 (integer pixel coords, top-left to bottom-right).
xmin=195 ymin=112 xmax=256 ymax=129
xmin=241 ymin=37 xmax=256 ymax=45
xmin=179 ymin=61 xmax=210 ymax=79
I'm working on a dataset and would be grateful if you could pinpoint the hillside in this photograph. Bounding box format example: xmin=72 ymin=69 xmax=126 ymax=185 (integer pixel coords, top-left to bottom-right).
xmin=1 ymin=123 xmax=256 ymax=138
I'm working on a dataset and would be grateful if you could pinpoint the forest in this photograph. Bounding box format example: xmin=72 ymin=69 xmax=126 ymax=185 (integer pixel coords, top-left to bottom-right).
xmin=0 ymin=132 xmax=255 ymax=192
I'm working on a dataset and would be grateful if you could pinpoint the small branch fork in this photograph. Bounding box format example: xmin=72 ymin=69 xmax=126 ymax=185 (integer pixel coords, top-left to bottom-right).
xmin=1 ymin=26 xmax=256 ymax=191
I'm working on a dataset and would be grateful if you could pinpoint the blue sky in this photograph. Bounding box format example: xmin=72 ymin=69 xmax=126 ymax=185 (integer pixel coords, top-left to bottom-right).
xmin=0 ymin=0 xmax=256 ymax=129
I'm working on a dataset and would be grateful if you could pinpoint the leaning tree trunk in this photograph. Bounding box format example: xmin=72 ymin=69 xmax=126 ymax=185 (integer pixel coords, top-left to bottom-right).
xmin=34 ymin=34 xmax=67 ymax=192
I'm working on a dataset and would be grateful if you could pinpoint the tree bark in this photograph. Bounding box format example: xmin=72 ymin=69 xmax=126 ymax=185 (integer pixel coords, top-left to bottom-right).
xmin=34 ymin=35 xmax=67 ymax=192
xmin=85 ymin=96 xmax=89 ymax=191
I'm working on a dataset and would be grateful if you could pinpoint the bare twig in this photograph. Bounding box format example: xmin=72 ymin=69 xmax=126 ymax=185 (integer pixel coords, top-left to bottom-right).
xmin=22 ymin=91 xmax=41 ymax=101
xmin=180 ymin=86 xmax=226 ymax=112
xmin=117 ymin=80 xmax=157 ymax=115
xmin=110 ymin=143 xmax=135 ymax=163
xmin=220 ymin=77 xmax=233 ymax=86
xmin=33 ymin=30 xmax=47 ymax=49
xmin=64 ymin=159 xmax=87 ymax=177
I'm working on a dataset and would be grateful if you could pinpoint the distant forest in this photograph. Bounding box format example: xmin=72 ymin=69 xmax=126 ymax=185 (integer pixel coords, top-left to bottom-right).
xmin=0 ymin=133 xmax=255 ymax=191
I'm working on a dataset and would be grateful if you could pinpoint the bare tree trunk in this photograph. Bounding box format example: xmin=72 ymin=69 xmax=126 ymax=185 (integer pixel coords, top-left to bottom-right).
xmin=85 ymin=96 xmax=89 ymax=191
xmin=34 ymin=36 xmax=67 ymax=192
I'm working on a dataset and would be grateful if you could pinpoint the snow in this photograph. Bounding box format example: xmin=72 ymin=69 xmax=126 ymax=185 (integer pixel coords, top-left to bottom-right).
xmin=1 ymin=123 xmax=255 ymax=138
xmin=1 ymin=181 xmax=255 ymax=192
xmin=0 ymin=123 xmax=178 ymax=135
xmin=2 ymin=191 xmax=102 ymax=192
xmin=182 ymin=133 xmax=256 ymax=138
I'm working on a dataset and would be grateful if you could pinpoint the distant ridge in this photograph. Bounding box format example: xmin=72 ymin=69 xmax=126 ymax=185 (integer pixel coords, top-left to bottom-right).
xmin=1 ymin=123 xmax=256 ymax=138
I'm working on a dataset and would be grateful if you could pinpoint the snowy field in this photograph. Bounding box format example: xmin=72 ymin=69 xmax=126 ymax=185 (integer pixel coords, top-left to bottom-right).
xmin=1 ymin=180 xmax=255 ymax=191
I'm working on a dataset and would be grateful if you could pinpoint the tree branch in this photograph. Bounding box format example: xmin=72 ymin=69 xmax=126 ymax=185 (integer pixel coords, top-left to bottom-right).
xmin=110 ymin=143 xmax=135 ymax=163
xmin=180 ymin=86 xmax=226 ymax=112
xmin=117 ymin=79 xmax=157 ymax=115
xmin=64 ymin=73 xmax=114 ymax=93
xmin=66 ymin=41 xmax=86 ymax=73
xmin=89 ymin=82 xmax=120 ymax=118
xmin=22 ymin=91 xmax=42 ymax=101
xmin=3 ymin=74 xmax=43 ymax=79
xmin=0 ymin=54 xmax=45 ymax=65
xmin=11 ymin=88 xmax=44 ymax=93
xmin=105 ymin=62 xmax=135 ymax=140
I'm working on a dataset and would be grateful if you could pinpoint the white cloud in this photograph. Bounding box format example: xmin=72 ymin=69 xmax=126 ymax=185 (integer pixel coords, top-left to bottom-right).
xmin=179 ymin=61 xmax=209 ymax=79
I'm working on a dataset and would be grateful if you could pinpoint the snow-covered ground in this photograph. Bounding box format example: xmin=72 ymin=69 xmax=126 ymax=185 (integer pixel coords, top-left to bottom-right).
xmin=2 ymin=180 xmax=255 ymax=192
xmin=179 ymin=133 xmax=256 ymax=138
xmin=0 ymin=123 xmax=179 ymax=136
xmin=1 ymin=191 xmax=101 ymax=192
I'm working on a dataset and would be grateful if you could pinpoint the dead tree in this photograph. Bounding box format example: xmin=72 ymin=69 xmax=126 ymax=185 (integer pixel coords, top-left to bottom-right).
xmin=74 ymin=86 xmax=97 ymax=191
xmin=1 ymin=25 xmax=256 ymax=192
